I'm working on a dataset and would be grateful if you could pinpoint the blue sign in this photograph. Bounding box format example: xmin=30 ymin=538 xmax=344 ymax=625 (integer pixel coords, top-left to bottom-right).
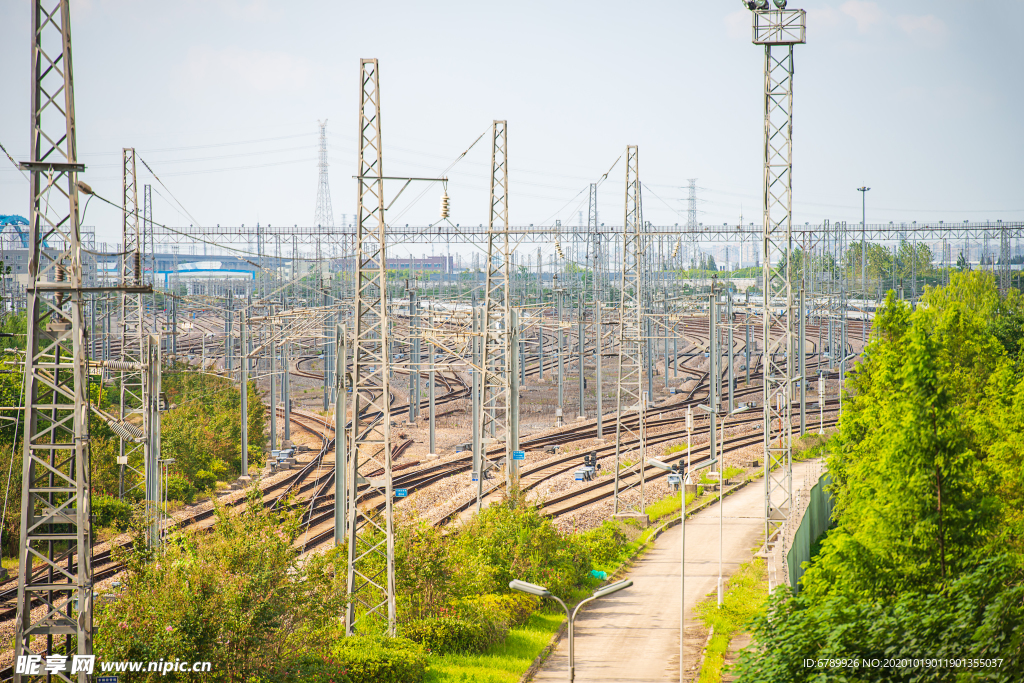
xmin=98 ymin=678 xmax=119 ymax=683
xmin=512 ymin=450 xmax=525 ymax=461
xmin=472 ymin=477 xmax=479 ymax=482
xmin=395 ymin=489 xmax=408 ymax=498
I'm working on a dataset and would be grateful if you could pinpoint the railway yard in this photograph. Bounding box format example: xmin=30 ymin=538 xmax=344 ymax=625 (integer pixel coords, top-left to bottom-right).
xmin=2 ymin=1 xmax=1022 ymax=682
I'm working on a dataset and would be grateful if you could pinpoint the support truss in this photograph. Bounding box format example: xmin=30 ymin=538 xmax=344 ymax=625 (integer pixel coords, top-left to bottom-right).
xmin=476 ymin=121 xmax=513 ymax=500
xmin=346 ymin=57 xmax=396 ymax=636
xmin=15 ymin=0 xmax=93 ymax=678
xmin=118 ymin=149 xmax=148 ymax=509
xmin=755 ymin=8 xmax=805 ymax=547
xmin=613 ymin=145 xmax=647 ymax=514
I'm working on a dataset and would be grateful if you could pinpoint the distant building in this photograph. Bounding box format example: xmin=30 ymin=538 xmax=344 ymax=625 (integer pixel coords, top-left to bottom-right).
xmin=333 ymin=255 xmax=453 ymax=274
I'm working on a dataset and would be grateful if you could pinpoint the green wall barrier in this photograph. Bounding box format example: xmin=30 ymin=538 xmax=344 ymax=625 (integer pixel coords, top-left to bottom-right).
xmin=786 ymin=472 xmax=834 ymax=594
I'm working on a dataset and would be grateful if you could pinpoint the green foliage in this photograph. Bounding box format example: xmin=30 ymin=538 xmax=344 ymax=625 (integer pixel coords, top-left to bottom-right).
xmin=331 ymin=636 xmax=427 ymax=683
xmin=401 ymin=616 xmax=504 ymax=655
xmin=95 ymin=489 xmax=345 ymax=681
xmin=457 ymin=593 xmax=539 ymax=629
xmin=450 ymin=500 xmax=594 ymax=600
xmin=92 ymin=494 xmax=134 ymax=531
xmin=734 ymin=273 xmax=1024 ymax=681
xmin=734 ymin=557 xmax=1024 ymax=682
xmin=158 ymin=365 xmax=266 ymax=498
xmin=422 ymin=611 xmax=564 ymax=683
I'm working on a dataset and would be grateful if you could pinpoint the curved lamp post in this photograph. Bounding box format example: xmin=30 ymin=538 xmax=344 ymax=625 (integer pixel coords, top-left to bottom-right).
xmin=510 ymin=578 xmax=633 ymax=682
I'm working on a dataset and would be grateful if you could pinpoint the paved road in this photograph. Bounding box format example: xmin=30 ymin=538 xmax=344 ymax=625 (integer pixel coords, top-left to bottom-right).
xmin=533 ymin=460 xmax=820 ymax=683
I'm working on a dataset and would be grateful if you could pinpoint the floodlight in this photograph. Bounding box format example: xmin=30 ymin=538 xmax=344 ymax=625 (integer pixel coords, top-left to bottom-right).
xmin=592 ymin=579 xmax=633 ymax=599
xmin=509 ymin=580 xmax=552 ymax=598
xmin=772 ymin=0 xmax=787 ymax=8
xmin=648 ymin=459 xmax=673 ymax=473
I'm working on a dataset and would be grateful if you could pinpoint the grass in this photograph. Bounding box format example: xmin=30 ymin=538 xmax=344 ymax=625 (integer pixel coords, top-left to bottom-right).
xmin=645 ymin=490 xmax=698 ymax=523
xmin=693 ymin=558 xmax=769 ymax=683
xmin=424 ymin=611 xmax=564 ymax=683
xmin=792 ymin=430 xmax=835 ymax=461
xmin=1 ymin=556 xmax=18 ymax=571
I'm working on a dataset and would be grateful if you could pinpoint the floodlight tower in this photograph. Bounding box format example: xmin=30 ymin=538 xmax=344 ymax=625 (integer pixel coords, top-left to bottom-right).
xmin=15 ymin=0 xmax=95 ymax=676
xmin=612 ymin=146 xmax=647 ymax=514
xmin=476 ymin=120 xmax=516 ymax=503
xmin=345 ymin=58 xmax=396 ymax=636
xmin=743 ymin=0 xmax=806 ymax=546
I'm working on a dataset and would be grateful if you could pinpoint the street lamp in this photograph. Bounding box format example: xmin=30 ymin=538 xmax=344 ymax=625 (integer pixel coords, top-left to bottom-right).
xmin=650 ymin=456 xmax=687 ymax=682
xmin=510 ymin=578 xmax=633 ymax=682
xmin=696 ymin=404 xmax=750 ymax=606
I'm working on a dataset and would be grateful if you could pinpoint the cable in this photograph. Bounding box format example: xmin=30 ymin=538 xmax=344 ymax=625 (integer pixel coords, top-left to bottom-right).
xmin=137 ymin=156 xmax=204 ymax=228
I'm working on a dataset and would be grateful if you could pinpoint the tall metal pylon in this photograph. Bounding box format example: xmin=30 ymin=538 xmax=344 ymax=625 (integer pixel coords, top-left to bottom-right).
xmin=612 ymin=146 xmax=647 ymax=514
xmin=314 ymin=119 xmax=334 ymax=228
xmin=16 ymin=0 xmax=94 ymax=676
xmin=587 ymin=182 xmax=604 ymax=438
xmin=999 ymin=224 xmax=1010 ymax=296
xmin=476 ymin=120 xmax=515 ymax=503
xmin=345 ymin=58 xmax=396 ymax=636
xmin=749 ymin=5 xmax=806 ymax=547
xmin=117 ymin=149 xmax=147 ymax=504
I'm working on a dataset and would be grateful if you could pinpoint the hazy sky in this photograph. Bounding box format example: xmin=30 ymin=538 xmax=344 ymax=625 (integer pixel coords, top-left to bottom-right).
xmin=0 ymin=0 xmax=1022 ymax=251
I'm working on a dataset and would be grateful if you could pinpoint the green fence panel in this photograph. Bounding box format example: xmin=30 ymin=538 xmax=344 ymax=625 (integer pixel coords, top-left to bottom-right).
xmin=786 ymin=472 xmax=834 ymax=593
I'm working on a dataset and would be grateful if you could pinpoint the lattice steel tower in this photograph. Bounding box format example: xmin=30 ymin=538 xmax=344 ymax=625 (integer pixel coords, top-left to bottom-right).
xmin=117 ymin=150 xmax=148 ymax=508
xmin=475 ymin=121 xmax=515 ymax=502
xmin=314 ymin=119 xmax=334 ymax=228
xmin=15 ymin=0 xmax=94 ymax=677
xmin=747 ymin=2 xmax=806 ymax=548
xmin=612 ymin=146 xmax=647 ymax=514
xmin=345 ymin=59 xmax=396 ymax=636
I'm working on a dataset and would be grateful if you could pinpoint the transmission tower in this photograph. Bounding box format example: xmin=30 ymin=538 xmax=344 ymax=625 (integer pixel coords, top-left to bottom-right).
xmin=15 ymin=0 xmax=95 ymax=676
xmin=475 ymin=121 xmax=516 ymax=504
xmin=345 ymin=58 xmax=396 ymax=636
xmin=612 ymin=146 xmax=647 ymax=515
xmin=314 ymin=119 xmax=334 ymax=228
xmin=687 ymin=179 xmax=697 ymax=229
xmin=748 ymin=4 xmax=806 ymax=548
xmin=117 ymin=150 xmax=149 ymax=509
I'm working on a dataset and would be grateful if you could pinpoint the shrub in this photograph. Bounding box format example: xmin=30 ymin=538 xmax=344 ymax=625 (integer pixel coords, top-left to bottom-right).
xmin=579 ymin=521 xmax=631 ymax=568
xmin=400 ymin=615 xmax=503 ymax=655
xmin=331 ymin=636 xmax=427 ymax=683
xmin=92 ymin=495 xmax=133 ymax=531
xmin=451 ymin=501 xmax=594 ymax=598
xmin=459 ymin=593 xmax=539 ymax=629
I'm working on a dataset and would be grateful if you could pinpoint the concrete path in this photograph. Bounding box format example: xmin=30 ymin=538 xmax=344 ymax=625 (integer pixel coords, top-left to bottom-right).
xmin=532 ymin=460 xmax=820 ymax=683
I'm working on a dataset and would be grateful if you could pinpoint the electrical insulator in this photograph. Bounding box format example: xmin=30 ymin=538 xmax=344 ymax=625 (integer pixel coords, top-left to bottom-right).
xmin=133 ymin=252 xmax=142 ymax=281
xmin=554 ymin=239 xmax=564 ymax=260
xmin=55 ymin=263 xmax=66 ymax=282
xmin=440 ymin=192 xmax=450 ymax=220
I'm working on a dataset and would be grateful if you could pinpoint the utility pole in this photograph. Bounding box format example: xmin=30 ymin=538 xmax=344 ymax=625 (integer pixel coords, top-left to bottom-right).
xmin=334 ymin=323 xmax=347 ymax=546
xmin=240 ymin=310 xmax=249 ymax=478
xmin=612 ymin=145 xmax=647 ymax=516
xmin=346 ymin=58 xmax=396 ymax=636
xmin=858 ymin=186 xmax=870 ymax=299
xmin=746 ymin=3 xmax=806 ymax=547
